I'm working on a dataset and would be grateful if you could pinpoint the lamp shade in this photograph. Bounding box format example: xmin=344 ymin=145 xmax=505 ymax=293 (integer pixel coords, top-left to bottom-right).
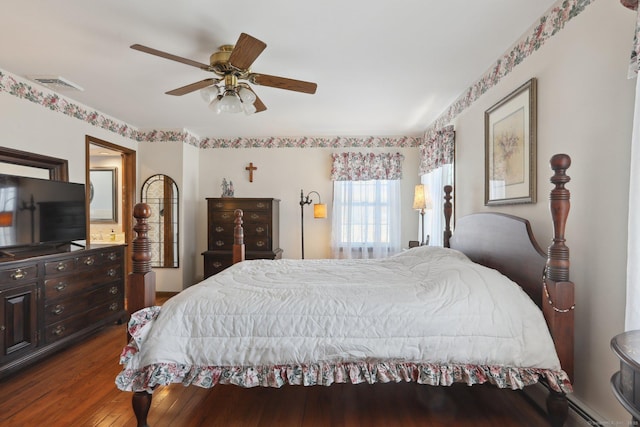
xmin=313 ymin=203 xmax=327 ymax=219
xmin=0 ymin=211 xmax=12 ymax=226
xmin=413 ymin=184 xmax=426 ymax=210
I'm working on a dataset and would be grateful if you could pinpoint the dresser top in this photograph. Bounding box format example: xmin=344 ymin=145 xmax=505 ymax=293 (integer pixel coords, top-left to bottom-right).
xmin=207 ymin=197 xmax=280 ymax=201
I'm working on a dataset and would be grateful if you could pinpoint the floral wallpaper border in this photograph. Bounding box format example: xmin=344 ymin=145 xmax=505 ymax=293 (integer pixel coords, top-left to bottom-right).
xmin=424 ymin=0 xmax=595 ymax=140
xmin=1 ymin=0 xmax=595 ymax=149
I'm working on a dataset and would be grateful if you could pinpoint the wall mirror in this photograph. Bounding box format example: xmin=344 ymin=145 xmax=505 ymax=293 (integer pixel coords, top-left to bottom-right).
xmin=89 ymin=168 xmax=117 ymax=222
xmin=142 ymin=174 xmax=179 ymax=268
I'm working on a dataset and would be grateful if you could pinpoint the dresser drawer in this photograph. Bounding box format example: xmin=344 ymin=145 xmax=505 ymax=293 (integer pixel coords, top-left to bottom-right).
xmin=0 ymin=265 xmax=38 ymax=284
xmin=44 ymin=264 xmax=122 ymax=300
xmin=44 ymin=297 xmax=89 ymax=324
xmin=209 ymin=199 xmax=271 ymax=211
xmin=210 ymin=210 xmax=270 ymax=225
xmin=44 ymin=258 xmax=77 ymax=275
xmin=87 ymin=281 xmax=124 ymax=306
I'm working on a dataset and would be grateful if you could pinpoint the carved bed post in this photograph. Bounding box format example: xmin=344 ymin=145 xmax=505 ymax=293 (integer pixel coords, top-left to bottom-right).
xmin=127 ymin=203 xmax=156 ymax=316
xmin=233 ymin=209 xmax=245 ymax=264
xmin=443 ymin=185 xmax=453 ymax=248
xmin=544 ymin=154 xmax=575 ymax=427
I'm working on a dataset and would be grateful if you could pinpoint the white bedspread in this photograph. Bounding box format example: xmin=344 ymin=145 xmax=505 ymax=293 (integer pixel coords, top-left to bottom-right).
xmin=116 ymin=246 xmax=571 ymax=393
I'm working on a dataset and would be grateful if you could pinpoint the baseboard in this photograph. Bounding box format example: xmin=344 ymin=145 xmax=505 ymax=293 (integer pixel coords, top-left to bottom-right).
xmin=522 ymin=383 xmax=605 ymax=427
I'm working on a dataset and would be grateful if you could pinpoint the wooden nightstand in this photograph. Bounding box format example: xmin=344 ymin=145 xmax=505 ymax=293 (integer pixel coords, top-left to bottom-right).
xmin=611 ymin=330 xmax=640 ymax=424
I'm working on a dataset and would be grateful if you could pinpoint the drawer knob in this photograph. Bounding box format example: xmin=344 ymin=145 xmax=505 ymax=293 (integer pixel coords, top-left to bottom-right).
xmin=10 ymin=269 xmax=27 ymax=280
xmin=54 ymin=282 xmax=67 ymax=292
xmin=84 ymin=257 xmax=95 ymax=266
xmin=212 ymin=261 xmax=222 ymax=268
xmin=255 ymin=226 xmax=265 ymax=234
xmin=250 ymin=213 xmax=259 ymax=220
xmin=108 ymin=253 xmax=117 ymax=261
xmin=256 ymin=202 xmax=266 ymax=208
xmin=52 ymin=325 xmax=65 ymax=336
xmin=256 ymin=241 xmax=265 ymax=247
xmin=52 ymin=304 xmax=65 ymax=315
xmin=56 ymin=262 xmax=66 ymax=271
xmin=215 ymin=226 xmax=225 ymax=232
xmin=107 ymin=268 xmax=116 ymax=277
xmin=215 ymin=240 xmax=225 ymax=247
xmin=109 ymin=286 xmax=118 ymax=295
xmin=109 ymin=302 xmax=119 ymax=311
xmin=215 ymin=202 xmax=224 ymax=208
xmin=0 ymin=325 xmax=5 ymax=331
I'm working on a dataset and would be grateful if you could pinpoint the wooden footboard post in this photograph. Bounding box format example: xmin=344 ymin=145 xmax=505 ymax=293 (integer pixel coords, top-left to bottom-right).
xmin=132 ymin=391 xmax=153 ymax=427
xmin=443 ymin=185 xmax=453 ymax=248
xmin=128 ymin=203 xmax=156 ymax=315
xmin=233 ymin=209 xmax=245 ymax=264
xmin=545 ymin=154 xmax=575 ymax=427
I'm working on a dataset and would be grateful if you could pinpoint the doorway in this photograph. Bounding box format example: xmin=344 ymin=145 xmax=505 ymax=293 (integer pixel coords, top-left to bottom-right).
xmin=85 ymin=136 xmax=136 ymax=277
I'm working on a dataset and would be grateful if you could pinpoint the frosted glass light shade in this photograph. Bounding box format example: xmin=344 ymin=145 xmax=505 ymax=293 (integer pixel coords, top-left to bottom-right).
xmin=238 ymin=87 xmax=256 ymax=104
xmin=200 ymin=85 xmax=219 ymax=103
xmin=216 ymin=92 xmax=243 ymax=114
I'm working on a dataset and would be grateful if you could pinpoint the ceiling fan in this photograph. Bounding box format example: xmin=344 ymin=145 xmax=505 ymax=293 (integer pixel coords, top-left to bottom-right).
xmin=130 ymin=33 xmax=317 ymax=114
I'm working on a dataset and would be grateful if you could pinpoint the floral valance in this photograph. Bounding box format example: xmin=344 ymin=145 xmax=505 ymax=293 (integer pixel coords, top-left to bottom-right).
xmin=418 ymin=125 xmax=455 ymax=175
xmin=330 ymin=152 xmax=404 ymax=181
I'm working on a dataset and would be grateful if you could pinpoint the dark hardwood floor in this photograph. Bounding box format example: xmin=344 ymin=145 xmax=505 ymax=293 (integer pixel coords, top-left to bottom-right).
xmin=0 ymin=305 xmax=552 ymax=426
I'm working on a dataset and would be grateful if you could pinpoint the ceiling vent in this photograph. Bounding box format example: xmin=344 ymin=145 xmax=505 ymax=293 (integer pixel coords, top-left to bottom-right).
xmin=27 ymin=75 xmax=84 ymax=91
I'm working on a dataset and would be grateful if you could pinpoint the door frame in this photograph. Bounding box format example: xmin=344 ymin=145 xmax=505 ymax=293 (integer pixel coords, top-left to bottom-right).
xmin=85 ymin=136 xmax=136 ymax=278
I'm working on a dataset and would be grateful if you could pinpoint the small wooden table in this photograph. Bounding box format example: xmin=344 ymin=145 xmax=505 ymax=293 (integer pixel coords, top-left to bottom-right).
xmin=611 ymin=330 xmax=640 ymax=423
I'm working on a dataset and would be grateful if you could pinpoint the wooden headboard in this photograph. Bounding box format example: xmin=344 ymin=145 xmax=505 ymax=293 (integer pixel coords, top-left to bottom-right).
xmin=444 ymin=154 xmax=575 ymax=382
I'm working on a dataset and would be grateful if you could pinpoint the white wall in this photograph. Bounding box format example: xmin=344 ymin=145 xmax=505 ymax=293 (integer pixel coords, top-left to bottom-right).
xmin=138 ymin=140 xmax=202 ymax=292
xmin=451 ymin=1 xmax=636 ymax=422
xmin=195 ymin=146 xmax=420 ymax=279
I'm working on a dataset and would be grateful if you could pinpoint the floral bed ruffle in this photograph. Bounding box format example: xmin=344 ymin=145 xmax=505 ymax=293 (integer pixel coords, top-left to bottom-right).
xmin=116 ymin=307 xmax=573 ymax=394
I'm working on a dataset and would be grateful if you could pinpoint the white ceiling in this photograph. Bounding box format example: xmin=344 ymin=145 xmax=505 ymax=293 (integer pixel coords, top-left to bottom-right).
xmin=1 ymin=1 xmax=557 ymax=139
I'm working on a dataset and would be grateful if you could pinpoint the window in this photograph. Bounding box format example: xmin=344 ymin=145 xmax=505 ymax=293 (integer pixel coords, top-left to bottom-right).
xmin=331 ymin=179 xmax=401 ymax=259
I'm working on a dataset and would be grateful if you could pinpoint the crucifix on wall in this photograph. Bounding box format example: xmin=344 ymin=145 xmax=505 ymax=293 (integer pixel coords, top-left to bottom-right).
xmin=245 ymin=162 xmax=257 ymax=182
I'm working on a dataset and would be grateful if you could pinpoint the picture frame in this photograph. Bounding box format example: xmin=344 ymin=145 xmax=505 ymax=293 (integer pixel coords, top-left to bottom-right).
xmin=89 ymin=167 xmax=118 ymax=222
xmin=484 ymin=78 xmax=537 ymax=206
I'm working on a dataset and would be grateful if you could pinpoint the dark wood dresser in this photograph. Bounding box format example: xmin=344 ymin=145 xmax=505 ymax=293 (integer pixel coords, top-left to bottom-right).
xmin=611 ymin=330 xmax=640 ymax=424
xmin=0 ymin=244 xmax=127 ymax=378
xmin=203 ymin=197 xmax=282 ymax=278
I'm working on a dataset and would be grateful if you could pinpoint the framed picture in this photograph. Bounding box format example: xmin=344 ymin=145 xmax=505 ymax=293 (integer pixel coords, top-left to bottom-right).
xmin=89 ymin=167 xmax=118 ymax=222
xmin=484 ymin=78 xmax=537 ymax=206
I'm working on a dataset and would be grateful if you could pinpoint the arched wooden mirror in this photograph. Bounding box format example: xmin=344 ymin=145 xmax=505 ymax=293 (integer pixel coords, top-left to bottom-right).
xmin=141 ymin=174 xmax=179 ymax=268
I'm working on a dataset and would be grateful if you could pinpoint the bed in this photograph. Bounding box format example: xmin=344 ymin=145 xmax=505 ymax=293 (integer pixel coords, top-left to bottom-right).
xmin=117 ymin=153 xmax=575 ymax=427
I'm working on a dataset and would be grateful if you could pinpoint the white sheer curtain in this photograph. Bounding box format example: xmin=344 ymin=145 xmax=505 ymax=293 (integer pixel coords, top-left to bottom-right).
xmin=626 ymin=76 xmax=640 ymax=330
xmin=625 ymin=2 xmax=640 ymax=330
xmin=331 ymin=180 xmax=402 ymax=259
xmin=420 ymin=163 xmax=453 ymax=247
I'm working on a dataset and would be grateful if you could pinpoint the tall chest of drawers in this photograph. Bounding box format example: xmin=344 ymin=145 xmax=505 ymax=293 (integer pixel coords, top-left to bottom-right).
xmin=203 ymin=197 xmax=283 ymax=278
xmin=0 ymin=244 xmax=127 ymax=378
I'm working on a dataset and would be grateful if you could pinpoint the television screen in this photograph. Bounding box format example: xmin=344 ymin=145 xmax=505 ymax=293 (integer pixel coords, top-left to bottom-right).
xmin=0 ymin=174 xmax=86 ymax=249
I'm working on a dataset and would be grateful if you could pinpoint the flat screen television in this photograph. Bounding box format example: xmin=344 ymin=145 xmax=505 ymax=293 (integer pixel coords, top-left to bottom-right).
xmin=0 ymin=173 xmax=86 ymax=251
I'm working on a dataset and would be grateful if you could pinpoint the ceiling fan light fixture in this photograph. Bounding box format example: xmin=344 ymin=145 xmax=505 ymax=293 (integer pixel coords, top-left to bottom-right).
xmin=200 ymin=85 xmax=219 ymax=103
xmin=216 ymin=90 xmax=243 ymax=114
xmin=238 ymin=86 xmax=256 ymax=105
xmin=242 ymin=102 xmax=257 ymax=115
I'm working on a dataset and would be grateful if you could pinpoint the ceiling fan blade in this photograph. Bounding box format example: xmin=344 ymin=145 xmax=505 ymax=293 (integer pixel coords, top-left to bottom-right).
xmin=228 ymin=33 xmax=267 ymax=70
xmin=250 ymin=73 xmax=317 ymax=94
xmin=131 ymin=44 xmax=211 ymax=71
xmin=165 ymin=79 xmax=218 ymax=96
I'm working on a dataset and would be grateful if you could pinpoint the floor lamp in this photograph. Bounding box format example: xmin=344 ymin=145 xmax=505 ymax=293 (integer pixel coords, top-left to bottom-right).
xmin=300 ymin=189 xmax=327 ymax=259
xmin=413 ymin=184 xmax=432 ymax=246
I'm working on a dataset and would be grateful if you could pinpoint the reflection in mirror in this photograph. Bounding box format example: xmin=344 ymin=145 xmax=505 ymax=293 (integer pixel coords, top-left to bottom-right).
xmin=142 ymin=174 xmax=179 ymax=268
xmin=89 ymin=168 xmax=117 ymax=222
